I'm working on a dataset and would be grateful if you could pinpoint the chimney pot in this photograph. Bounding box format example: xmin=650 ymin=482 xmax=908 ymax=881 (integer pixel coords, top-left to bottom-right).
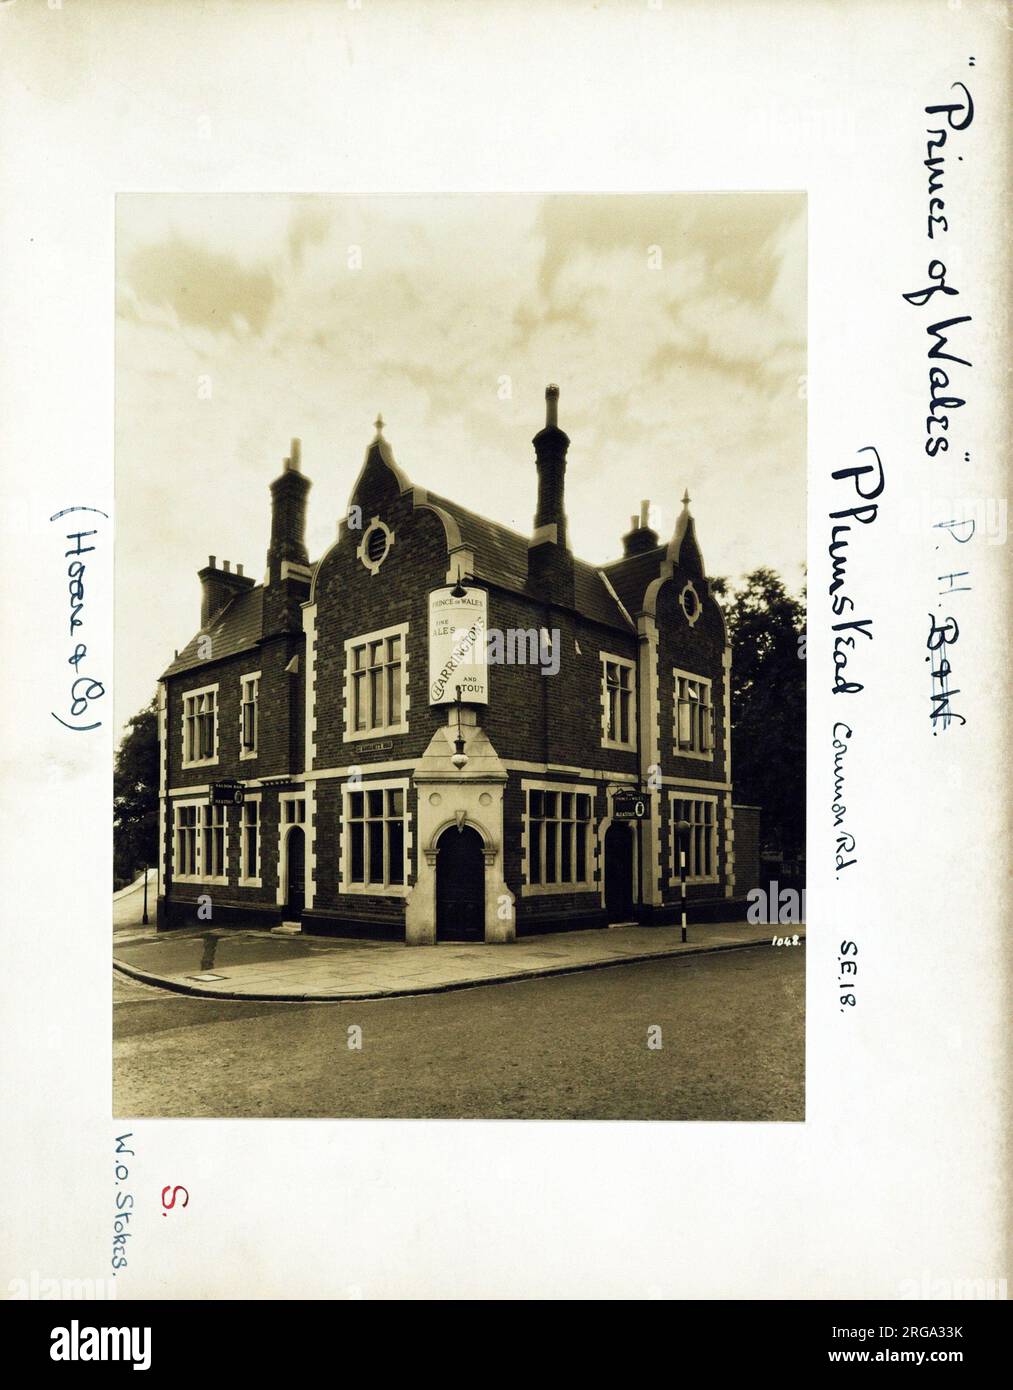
xmin=640 ymin=499 xmax=650 ymax=528
xmin=209 ymin=555 xmax=216 ymax=568
xmin=290 ymin=438 xmax=301 ymax=470
xmin=236 ymin=563 xmax=243 ymax=576
xmin=545 ymin=383 xmax=559 ymax=429
xmin=223 ymin=559 xmax=231 ymax=573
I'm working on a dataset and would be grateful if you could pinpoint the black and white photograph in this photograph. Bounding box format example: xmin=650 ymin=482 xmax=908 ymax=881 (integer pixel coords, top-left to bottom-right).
xmin=112 ymin=193 xmax=807 ymax=1120
xmin=3 ymin=0 xmax=1007 ymax=1333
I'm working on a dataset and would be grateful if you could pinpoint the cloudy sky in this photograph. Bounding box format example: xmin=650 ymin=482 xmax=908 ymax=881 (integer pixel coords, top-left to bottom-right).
xmin=115 ymin=192 xmax=805 ymax=734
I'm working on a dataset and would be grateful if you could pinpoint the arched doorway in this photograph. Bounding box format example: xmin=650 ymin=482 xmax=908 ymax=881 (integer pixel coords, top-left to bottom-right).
xmin=284 ymin=826 xmax=305 ymax=918
xmin=436 ymin=825 xmax=485 ymax=941
xmin=604 ymin=822 xmax=635 ymax=923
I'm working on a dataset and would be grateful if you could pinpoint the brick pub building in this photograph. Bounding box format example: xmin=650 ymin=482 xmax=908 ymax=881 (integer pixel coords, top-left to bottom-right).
xmin=157 ymin=386 xmax=750 ymax=943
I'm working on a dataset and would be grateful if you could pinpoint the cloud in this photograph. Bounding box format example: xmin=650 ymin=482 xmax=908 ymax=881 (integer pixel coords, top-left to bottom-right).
xmin=122 ymin=233 xmax=279 ymax=336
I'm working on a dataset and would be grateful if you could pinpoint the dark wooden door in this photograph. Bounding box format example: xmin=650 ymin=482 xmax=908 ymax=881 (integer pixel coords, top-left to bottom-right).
xmin=436 ymin=826 xmax=485 ymax=941
xmin=285 ymin=826 xmax=305 ymax=917
xmin=604 ymin=823 xmax=634 ymax=922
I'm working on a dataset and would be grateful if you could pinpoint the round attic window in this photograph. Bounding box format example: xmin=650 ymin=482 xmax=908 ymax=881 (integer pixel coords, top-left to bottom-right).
xmin=679 ymin=581 xmax=702 ymax=626
xmin=358 ymin=518 xmax=394 ymax=575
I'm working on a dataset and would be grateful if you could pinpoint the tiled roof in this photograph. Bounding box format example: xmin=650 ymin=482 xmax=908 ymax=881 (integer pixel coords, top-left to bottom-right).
xmin=601 ymin=545 xmax=668 ymax=618
xmin=428 ymin=492 xmax=632 ymax=631
xmin=161 ymin=585 xmax=264 ymax=678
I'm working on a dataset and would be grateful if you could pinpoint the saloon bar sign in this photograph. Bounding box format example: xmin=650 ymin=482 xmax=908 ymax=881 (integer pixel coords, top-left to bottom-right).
xmin=428 ymin=584 xmax=489 ymax=705
xmin=211 ymin=779 xmax=244 ymax=806
xmin=612 ymin=792 xmax=650 ymax=820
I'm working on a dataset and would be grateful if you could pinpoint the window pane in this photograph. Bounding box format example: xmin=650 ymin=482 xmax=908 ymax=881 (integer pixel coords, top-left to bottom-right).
xmin=367 ymin=789 xmax=383 ymax=818
xmin=387 ymin=820 xmax=404 ymax=884
xmin=368 ymin=820 xmax=384 ymax=884
xmin=576 ymin=825 xmax=587 ymax=882
xmin=530 ymin=790 xmax=543 ymax=819
xmin=353 ymin=645 xmax=364 ymax=670
xmin=387 ymin=788 xmax=404 ymax=817
xmin=561 ymin=823 xmax=572 ymax=881
xmin=544 ymin=791 xmax=557 ymax=818
xmin=369 ymin=640 xmax=383 ymax=667
xmin=350 ymin=822 xmax=364 ymax=882
xmin=349 ymin=790 xmax=363 ymax=819
xmin=619 ymin=690 xmax=629 ymax=744
xmin=576 ymin=793 xmax=590 ymax=820
xmin=353 ymin=671 xmax=366 ymax=730
xmin=387 ymin=635 xmax=401 ymax=661
xmin=368 ymin=667 xmax=382 ymax=726
xmin=545 ymin=821 xmax=557 ymax=882
xmin=387 ymin=664 xmax=401 ymax=723
xmin=561 ymin=792 xmax=573 ymax=819
xmin=530 ymin=821 xmax=542 ymax=883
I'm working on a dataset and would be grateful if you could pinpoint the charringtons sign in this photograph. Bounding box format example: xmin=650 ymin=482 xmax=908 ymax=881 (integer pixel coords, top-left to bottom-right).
xmin=428 ymin=585 xmax=489 ymax=705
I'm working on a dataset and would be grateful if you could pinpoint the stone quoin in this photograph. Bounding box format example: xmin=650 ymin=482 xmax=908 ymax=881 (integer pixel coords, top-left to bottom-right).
xmin=156 ymin=387 xmax=740 ymax=943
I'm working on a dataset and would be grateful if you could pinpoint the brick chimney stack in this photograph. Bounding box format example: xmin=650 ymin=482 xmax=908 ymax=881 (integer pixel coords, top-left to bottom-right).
xmin=199 ymin=554 xmax=254 ymax=628
xmin=621 ymin=498 xmax=660 ymax=557
xmin=267 ymin=437 xmax=311 ymax=579
xmin=264 ymin=438 xmax=313 ymax=634
xmin=531 ymin=384 xmax=570 ymax=549
xmin=528 ymin=385 xmax=575 ymax=604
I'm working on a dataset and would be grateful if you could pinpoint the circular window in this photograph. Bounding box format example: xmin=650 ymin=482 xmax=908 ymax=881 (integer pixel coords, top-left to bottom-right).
xmin=679 ymin=581 xmax=702 ymax=626
xmin=358 ymin=519 xmax=394 ymax=575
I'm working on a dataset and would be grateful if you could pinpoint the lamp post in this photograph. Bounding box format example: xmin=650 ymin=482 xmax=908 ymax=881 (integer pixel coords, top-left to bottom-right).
xmin=451 ymin=683 xmax=468 ymax=771
xmin=142 ymin=863 xmax=149 ymax=925
xmin=676 ymin=820 xmax=691 ymax=942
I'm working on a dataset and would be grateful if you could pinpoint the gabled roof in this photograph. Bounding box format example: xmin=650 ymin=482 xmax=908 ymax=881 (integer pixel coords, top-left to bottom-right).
xmin=161 ymin=585 xmax=265 ymax=679
xmin=601 ymin=544 xmax=668 ymax=618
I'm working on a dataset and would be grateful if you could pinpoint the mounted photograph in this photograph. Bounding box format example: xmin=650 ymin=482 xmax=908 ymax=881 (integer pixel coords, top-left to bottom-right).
xmin=112 ymin=192 xmax=806 ymax=1121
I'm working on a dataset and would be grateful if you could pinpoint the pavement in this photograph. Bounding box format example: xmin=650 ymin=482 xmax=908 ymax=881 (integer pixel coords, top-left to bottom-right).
xmin=112 ymin=868 xmax=158 ymax=929
xmin=112 ymin=919 xmax=805 ymax=1001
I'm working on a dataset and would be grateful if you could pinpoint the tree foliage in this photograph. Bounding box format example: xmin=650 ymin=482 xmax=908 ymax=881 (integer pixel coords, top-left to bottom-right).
xmin=712 ymin=568 xmax=806 ymax=857
xmin=113 ymin=696 xmax=159 ymax=886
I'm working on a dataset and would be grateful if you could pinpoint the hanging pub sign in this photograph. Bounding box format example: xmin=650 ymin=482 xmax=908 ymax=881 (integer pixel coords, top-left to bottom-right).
xmin=612 ymin=792 xmax=650 ymax=820
xmin=428 ymin=583 xmax=489 ymax=705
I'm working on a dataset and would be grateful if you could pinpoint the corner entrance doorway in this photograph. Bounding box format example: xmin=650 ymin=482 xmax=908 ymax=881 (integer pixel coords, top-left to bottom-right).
xmin=436 ymin=825 xmax=484 ymax=941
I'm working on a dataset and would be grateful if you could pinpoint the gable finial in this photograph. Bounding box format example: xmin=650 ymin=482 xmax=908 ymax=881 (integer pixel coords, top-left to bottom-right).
xmin=681 ymin=488 xmax=691 ymax=508
xmin=374 ymin=412 xmax=385 ymax=436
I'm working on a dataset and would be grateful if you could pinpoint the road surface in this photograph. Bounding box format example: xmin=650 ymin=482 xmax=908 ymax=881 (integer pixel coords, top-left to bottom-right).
xmin=114 ymin=943 xmax=804 ymax=1120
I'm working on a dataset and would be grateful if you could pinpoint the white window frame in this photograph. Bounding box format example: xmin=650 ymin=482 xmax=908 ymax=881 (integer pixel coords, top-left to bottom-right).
xmin=343 ymin=622 xmax=409 ymax=743
xmin=521 ymin=778 xmax=596 ymax=897
xmin=199 ymin=801 xmax=229 ymax=884
xmin=600 ymin=651 xmax=637 ymax=751
xmin=673 ymin=667 xmax=714 ymax=761
xmin=279 ymin=792 xmax=307 ymax=825
xmin=172 ymin=797 xmax=202 ymax=882
xmin=669 ymin=792 xmax=719 ymax=885
xmin=239 ymin=670 xmax=260 ymax=760
xmin=172 ymin=796 xmax=230 ymax=884
xmin=181 ymin=683 xmax=219 ymax=769
xmin=339 ymin=777 xmax=410 ymax=898
xmin=238 ymin=792 xmax=262 ymax=887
